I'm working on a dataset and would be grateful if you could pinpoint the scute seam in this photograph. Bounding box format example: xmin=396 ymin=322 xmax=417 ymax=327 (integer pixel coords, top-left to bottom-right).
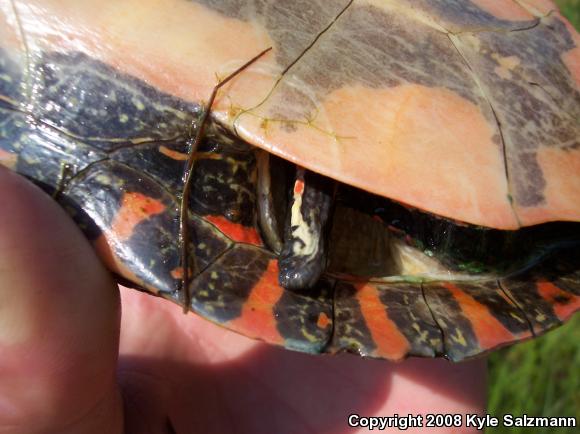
xmin=446 ymin=32 xmax=520 ymax=227
xmin=497 ymin=278 xmax=536 ymax=337
xmin=420 ymin=283 xmax=447 ymax=358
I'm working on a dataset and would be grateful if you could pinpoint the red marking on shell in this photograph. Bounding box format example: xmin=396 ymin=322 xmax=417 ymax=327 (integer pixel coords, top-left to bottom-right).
xmin=171 ymin=267 xmax=184 ymax=279
xmin=444 ymin=283 xmax=522 ymax=350
xmin=537 ymin=281 xmax=580 ymax=321
xmin=111 ymin=192 xmax=166 ymax=241
xmin=205 ymin=215 xmax=263 ymax=246
xmin=227 ymin=260 xmax=284 ymax=344
xmin=317 ymin=312 xmax=331 ymax=330
xmin=293 ymin=179 xmax=305 ymax=195
xmin=354 ymin=282 xmax=409 ymax=360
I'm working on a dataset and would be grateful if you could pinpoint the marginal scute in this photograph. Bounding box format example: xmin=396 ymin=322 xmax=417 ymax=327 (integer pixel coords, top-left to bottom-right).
xmin=332 ymin=282 xmax=443 ymax=359
xmin=64 ymin=161 xmax=182 ymax=293
xmin=332 ymin=282 xmax=378 ymax=356
xmin=274 ymin=277 xmax=334 ymax=353
xmin=186 ymin=245 xmax=269 ymax=323
xmin=227 ymin=259 xmax=286 ymax=345
xmin=422 ymin=284 xmax=481 ymax=361
xmin=501 ymin=247 xmax=580 ymax=333
xmin=187 ymin=245 xmax=334 ymax=353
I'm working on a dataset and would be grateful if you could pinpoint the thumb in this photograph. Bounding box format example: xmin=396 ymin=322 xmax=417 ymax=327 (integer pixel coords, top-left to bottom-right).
xmin=0 ymin=167 xmax=123 ymax=434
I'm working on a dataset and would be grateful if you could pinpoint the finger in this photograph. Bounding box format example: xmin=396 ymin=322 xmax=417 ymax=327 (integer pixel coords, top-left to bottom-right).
xmin=381 ymin=357 xmax=487 ymax=433
xmin=0 ymin=168 xmax=123 ymax=434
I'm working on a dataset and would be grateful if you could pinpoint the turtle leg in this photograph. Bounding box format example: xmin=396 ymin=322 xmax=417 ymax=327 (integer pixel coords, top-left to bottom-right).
xmin=278 ymin=167 xmax=334 ymax=289
xmin=256 ymin=150 xmax=284 ymax=254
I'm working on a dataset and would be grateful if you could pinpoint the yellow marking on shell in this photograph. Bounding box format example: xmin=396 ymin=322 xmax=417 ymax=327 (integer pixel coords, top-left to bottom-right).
xmin=536 ymin=313 xmax=547 ymax=322
xmin=95 ymin=174 xmax=113 ymax=186
xmin=451 ymin=328 xmax=468 ymax=347
xmin=119 ymin=113 xmax=129 ymax=123
xmin=300 ymin=326 xmax=322 ymax=343
xmin=132 ymin=97 xmax=145 ymax=111
xmin=430 ymin=338 xmax=442 ymax=346
xmin=509 ymin=312 xmax=525 ymax=323
xmin=412 ymin=323 xmax=429 ymax=343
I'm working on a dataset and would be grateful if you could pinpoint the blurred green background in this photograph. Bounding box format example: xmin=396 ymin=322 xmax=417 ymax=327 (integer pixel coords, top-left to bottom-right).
xmin=557 ymin=0 xmax=580 ymax=27
xmin=487 ymin=2 xmax=579 ymax=433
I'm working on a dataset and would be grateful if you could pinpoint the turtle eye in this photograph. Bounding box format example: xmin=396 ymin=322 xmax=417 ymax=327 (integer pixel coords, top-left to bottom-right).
xmin=225 ymin=208 xmax=241 ymax=222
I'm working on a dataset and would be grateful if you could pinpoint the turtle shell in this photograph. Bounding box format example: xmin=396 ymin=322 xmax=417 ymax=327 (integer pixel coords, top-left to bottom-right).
xmin=0 ymin=0 xmax=579 ymax=361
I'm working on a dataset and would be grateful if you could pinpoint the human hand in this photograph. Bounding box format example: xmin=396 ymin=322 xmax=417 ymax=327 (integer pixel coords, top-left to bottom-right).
xmin=0 ymin=167 xmax=486 ymax=434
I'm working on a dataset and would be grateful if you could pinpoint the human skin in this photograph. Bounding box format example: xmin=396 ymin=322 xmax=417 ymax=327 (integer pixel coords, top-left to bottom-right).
xmin=0 ymin=166 xmax=486 ymax=434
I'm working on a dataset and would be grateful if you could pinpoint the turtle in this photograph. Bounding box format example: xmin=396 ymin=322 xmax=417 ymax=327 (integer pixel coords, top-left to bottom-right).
xmin=0 ymin=0 xmax=579 ymax=362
